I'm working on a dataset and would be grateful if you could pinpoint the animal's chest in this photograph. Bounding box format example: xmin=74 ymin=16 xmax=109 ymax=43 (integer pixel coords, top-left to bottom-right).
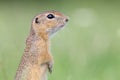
xmin=30 ymin=40 xmax=47 ymax=54
xmin=22 ymin=64 xmax=47 ymax=80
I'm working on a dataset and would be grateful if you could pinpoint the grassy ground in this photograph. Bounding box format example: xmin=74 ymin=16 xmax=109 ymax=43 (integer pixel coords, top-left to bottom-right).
xmin=0 ymin=0 xmax=120 ymax=80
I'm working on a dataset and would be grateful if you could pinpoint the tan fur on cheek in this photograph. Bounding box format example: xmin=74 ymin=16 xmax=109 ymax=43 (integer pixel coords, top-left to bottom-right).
xmin=46 ymin=20 xmax=57 ymax=28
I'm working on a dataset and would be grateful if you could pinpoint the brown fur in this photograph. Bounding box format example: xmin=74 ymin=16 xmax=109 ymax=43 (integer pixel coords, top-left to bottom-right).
xmin=15 ymin=10 xmax=68 ymax=80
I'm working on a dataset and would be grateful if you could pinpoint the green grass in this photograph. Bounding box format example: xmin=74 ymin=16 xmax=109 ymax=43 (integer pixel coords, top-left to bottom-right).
xmin=0 ymin=0 xmax=120 ymax=80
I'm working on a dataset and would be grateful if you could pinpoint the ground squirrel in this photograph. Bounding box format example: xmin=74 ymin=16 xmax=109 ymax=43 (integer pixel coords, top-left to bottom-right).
xmin=15 ymin=10 xmax=69 ymax=80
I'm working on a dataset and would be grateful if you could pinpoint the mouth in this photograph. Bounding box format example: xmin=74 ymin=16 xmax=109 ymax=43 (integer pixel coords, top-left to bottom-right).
xmin=59 ymin=24 xmax=65 ymax=28
xmin=47 ymin=24 xmax=66 ymax=36
xmin=52 ymin=24 xmax=65 ymax=33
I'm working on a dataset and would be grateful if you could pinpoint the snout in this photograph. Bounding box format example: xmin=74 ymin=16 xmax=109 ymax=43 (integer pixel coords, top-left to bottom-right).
xmin=65 ymin=18 xmax=69 ymax=22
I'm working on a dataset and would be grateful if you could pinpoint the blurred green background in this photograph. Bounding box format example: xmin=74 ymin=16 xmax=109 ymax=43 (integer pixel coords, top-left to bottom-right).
xmin=0 ymin=0 xmax=120 ymax=80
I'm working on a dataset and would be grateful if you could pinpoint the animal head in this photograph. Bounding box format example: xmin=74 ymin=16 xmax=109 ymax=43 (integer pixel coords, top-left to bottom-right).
xmin=31 ymin=10 xmax=69 ymax=39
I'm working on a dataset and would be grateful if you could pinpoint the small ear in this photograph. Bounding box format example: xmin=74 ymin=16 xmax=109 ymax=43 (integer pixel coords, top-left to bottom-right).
xmin=35 ymin=17 xmax=40 ymax=24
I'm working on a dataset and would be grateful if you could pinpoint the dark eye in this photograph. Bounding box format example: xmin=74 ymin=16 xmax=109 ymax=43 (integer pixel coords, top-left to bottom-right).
xmin=47 ymin=14 xmax=55 ymax=19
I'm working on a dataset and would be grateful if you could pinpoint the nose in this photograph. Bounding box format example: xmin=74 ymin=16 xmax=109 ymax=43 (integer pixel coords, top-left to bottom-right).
xmin=65 ymin=18 xmax=69 ymax=22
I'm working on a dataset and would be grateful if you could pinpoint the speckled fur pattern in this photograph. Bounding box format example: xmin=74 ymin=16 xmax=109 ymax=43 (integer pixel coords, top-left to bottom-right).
xmin=15 ymin=10 xmax=68 ymax=80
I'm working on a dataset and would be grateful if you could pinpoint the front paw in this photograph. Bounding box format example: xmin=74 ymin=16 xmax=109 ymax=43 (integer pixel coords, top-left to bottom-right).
xmin=47 ymin=61 xmax=53 ymax=73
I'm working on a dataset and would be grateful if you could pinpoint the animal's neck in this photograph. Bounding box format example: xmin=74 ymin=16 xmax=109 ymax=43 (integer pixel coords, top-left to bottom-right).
xmin=25 ymin=27 xmax=50 ymax=54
